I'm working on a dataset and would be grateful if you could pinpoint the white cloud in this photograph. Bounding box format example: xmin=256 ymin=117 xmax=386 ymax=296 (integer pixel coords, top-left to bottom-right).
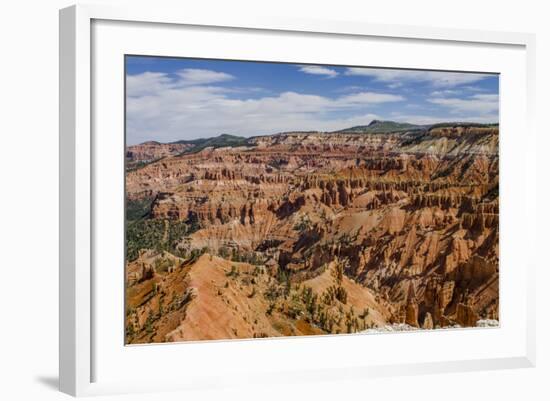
xmin=127 ymin=91 xmax=385 ymax=143
xmin=126 ymin=66 xmax=498 ymax=145
xmin=390 ymin=92 xmax=499 ymax=125
xmin=175 ymin=69 xmax=234 ymax=85
xmin=333 ymin=85 xmax=364 ymax=93
xmin=126 ymin=70 xmax=403 ymax=143
xmin=389 ymin=113 xmax=498 ymax=125
xmin=387 ymin=82 xmax=403 ymax=89
xmin=127 ymin=69 xmax=234 ymax=97
xmin=299 ymin=65 xmax=339 ymax=78
xmin=428 ymin=94 xmax=499 ymax=114
xmin=463 ymin=85 xmax=487 ymax=92
xmin=126 ymin=72 xmax=174 ymax=97
xmin=337 ymin=92 xmax=404 ymax=105
xmin=430 ymin=89 xmax=462 ymax=97
xmin=345 ymin=68 xmax=491 ymax=88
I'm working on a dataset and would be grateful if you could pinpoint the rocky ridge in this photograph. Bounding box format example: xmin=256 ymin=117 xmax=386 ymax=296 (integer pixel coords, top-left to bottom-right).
xmin=125 ymin=122 xmax=499 ymax=343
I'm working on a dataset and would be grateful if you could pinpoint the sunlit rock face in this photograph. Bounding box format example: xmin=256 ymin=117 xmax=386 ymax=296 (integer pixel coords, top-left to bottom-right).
xmin=125 ymin=124 xmax=499 ymax=344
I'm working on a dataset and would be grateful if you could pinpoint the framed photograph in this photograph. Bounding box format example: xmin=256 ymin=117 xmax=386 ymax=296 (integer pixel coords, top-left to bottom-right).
xmin=59 ymin=4 xmax=536 ymax=396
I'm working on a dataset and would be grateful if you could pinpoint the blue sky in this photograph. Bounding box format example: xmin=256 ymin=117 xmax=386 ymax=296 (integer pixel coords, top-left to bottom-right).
xmin=126 ymin=56 xmax=499 ymax=145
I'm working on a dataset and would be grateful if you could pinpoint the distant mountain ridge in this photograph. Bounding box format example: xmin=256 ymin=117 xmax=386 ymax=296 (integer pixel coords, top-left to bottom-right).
xmin=134 ymin=120 xmax=499 ymax=146
xmin=137 ymin=120 xmax=499 ymax=146
xmin=126 ymin=120 xmax=499 ymax=169
xmin=334 ymin=120 xmax=430 ymax=134
xmin=171 ymin=134 xmax=250 ymax=154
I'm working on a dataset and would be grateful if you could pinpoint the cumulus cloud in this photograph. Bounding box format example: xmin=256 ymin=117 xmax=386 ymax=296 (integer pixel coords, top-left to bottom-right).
xmin=345 ymin=68 xmax=492 ymax=88
xmin=299 ymin=65 xmax=339 ymax=78
xmin=337 ymin=92 xmax=404 ymax=105
xmin=390 ymin=114 xmax=498 ymax=125
xmin=390 ymin=92 xmax=499 ymax=125
xmin=127 ymin=69 xmax=234 ymax=97
xmin=126 ymin=70 xmax=403 ymax=144
xmin=126 ymin=72 xmax=174 ymax=97
xmin=430 ymin=89 xmax=462 ymax=97
xmin=176 ymin=69 xmax=234 ymax=85
xmin=387 ymin=82 xmax=403 ymax=89
xmin=428 ymin=94 xmax=499 ymax=114
xmin=126 ymin=65 xmax=498 ymax=145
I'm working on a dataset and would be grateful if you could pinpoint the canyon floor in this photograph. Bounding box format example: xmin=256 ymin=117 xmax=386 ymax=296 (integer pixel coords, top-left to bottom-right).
xmin=125 ymin=121 xmax=499 ymax=344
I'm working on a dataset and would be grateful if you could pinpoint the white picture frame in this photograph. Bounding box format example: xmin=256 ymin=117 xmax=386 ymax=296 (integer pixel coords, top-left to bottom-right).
xmin=59 ymin=4 xmax=536 ymax=397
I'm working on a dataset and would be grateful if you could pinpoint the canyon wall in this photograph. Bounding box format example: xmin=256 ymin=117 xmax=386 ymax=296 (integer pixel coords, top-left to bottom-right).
xmin=125 ymin=125 xmax=499 ymax=343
